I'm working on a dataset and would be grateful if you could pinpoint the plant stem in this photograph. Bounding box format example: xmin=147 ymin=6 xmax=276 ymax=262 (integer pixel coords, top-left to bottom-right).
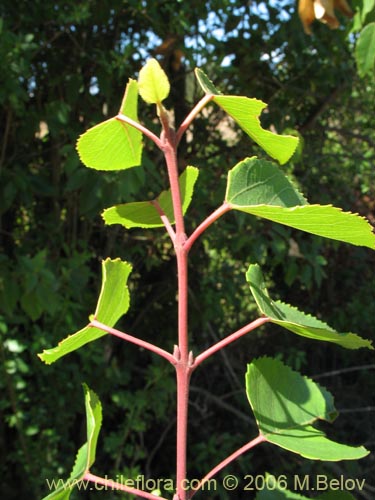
xmin=193 ymin=317 xmax=270 ymax=368
xmin=116 ymin=113 xmax=162 ymax=148
xmin=184 ymin=203 xmax=231 ymax=252
xmin=160 ymin=117 xmax=186 ymax=240
xmin=159 ymin=107 xmax=193 ymax=500
xmin=188 ymin=434 xmax=266 ymax=499
xmin=151 ymin=199 xmax=176 ymax=241
xmin=90 ymin=319 xmax=176 ymax=365
xmin=176 ymin=94 xmax=214 ymax=146
xmin=84 ymin=472 xmax=168 ymax=500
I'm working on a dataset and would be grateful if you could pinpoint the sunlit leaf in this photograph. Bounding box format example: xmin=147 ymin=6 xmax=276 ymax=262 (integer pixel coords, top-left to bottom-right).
xmin=41 ymin=385 xmax=102 ymax=499
xmin=38 ymin=259 xmax=132 ymax=364
xmin=102 ymin=166 xmax=199 ymax=228
xmin=225 ymin=158 xmax=375 ymax=250
xmin=246 ymin=264 xmax=373 ymax=350
xmin=138 ymin=58 xmax=170 ymax=104
xmin=237 ymin=205 xmax=375 ymax=249
xmin=76 ymin=79 xmax=142 ymax=170
xmin=195 ymin=69 xmax=298 ymax=164
xmin=246 ymin=357 xmax=369 ymax=460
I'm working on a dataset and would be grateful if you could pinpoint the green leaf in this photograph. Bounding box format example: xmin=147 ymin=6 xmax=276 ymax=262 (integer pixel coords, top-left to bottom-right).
xmin=41 ymin=385 xmax=102 ymax=500
xmin=102 ymin=166 xmax=199 ymax=228
xmin=361 ymin=0 xmax=375 ymax=23
xmin=225 ymin=157 xmax=307 ymax=207
xmin=138 ymin=58 xmax=170 ymax=104
xmin=355 ymin=23 xmax=375 ymax=77
xmin=38 ymin=259 xmax=132 ymax=364
xmin=195 ymin=68 xmax=222 ymax=95
xmin=195 ymin=69 xmax=298 ymax=164
xmin=225 ymin=159 xmax=375 ymax=249
xmin=246 ymin=264 xmax=373 ymax=350
xmin=83 ymin=383 xmax=102 ymax=468
xmin=238 ymin=205 xmax=375 ymax=249
xmin=76 ymin=79 xmax=142 ymax=170
xmin=246 ymin=357 xmax=369 ymax=461
xmin=266 ymin=426 xmax=368 ymax=461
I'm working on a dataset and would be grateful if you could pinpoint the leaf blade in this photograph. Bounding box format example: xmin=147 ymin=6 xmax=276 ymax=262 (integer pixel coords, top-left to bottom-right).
xmin=246 ymin=357 xmax=369 ymax=461
xmin=40 ymin=386 xmax=102 ymax=499
xmin=266 ymin=426 xmax=369 ymax=461
xmin=138 ymin=58 xmax=170 ymax=104
xmin=225 ymin=157 xmax=307 ymax=207
xmin=246 ymin=264 xmax=373 ymax=350
xmin=195 ymin=69 xmax=298 ymax=164
xmin=38 ymin=259 xmax=132 ymax=364
xmin=239 ymin=205 xmax=375 ymax=249
xmin=102 ymin=166 xmax=199 ymax=229
xmin=214 ymin=96 xmax=299 ymax=164
xmin=76 ymin=79 xmax=142 ymax=170
xmin=355 ymin=22 xmax=375 ymax=77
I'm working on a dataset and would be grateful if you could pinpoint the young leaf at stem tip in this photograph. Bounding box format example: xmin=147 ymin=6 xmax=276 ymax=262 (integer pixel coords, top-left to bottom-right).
xmin=138 ymin=58 xmax=170 ymax=104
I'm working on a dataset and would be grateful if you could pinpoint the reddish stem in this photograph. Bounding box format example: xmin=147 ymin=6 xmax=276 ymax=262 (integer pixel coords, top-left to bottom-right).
xmin=116 ymin=113 xmax=162 ymax=148
xmin=193 ymin=317 xmax=271 ymax=369
xmin=176 ymin=94 xmax=214 ymax=146
xmin=159 ymin=108 xmax=192 ymax=500
xmin=84 ymin=472 xmax=168 ymax=500
xmin=160 ymin=128 xmax=186 ymax=239
xmin=188 ymin=434 xmax=266 ymax=499
xmin=151 ymin=199 xmax=176 ymax=241
xmin=113 ymin=102 xmax=267 ymax=500
xmin=90 ymin=319 xmax=176 ymax=365
xmin=185 ymin=203 xmax=232 ymax=252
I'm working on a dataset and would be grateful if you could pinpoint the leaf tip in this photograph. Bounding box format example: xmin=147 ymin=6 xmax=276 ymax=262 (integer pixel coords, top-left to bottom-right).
xmin=37 ymin=350 xmax=53 ymax=365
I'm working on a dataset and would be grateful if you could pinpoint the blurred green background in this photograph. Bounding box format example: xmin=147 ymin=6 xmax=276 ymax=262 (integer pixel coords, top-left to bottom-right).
xmin=0 ymin=1 xmax=374 ymax=498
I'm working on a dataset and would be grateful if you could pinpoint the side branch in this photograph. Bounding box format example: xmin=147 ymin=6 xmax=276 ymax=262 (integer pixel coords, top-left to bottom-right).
xmin=116 ymin=113 xmax=163 ymax=148
xmin=188 ymin=434 xmax=266 ymax=498
xmin=185 ymin=203 xmax=231 ymax=252
xmin=90 ymin=319 xmax=176 ymax=365
xmin=84 ymin=472 xmax=168 ymax=500
xmin=151 ymin=199 xmax=176 ymax=241
xmin=193 ymin=317 xmax=270 ymax=368
xmin=176 ymin=94 xmax=214 ymax=146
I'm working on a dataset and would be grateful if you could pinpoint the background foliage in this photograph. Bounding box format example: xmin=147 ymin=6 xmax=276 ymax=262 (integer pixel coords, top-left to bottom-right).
xmin=0 ymin=1 xmax=374 ymax=499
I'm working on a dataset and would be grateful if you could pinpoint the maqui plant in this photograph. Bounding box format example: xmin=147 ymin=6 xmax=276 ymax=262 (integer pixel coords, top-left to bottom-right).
xmin=39 ymin=59 xmax=374 ymax=500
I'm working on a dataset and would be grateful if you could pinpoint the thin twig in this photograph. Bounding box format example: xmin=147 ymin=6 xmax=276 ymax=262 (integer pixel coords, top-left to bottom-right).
xmin=194 ymin=317 xmax=270 ymax=368
xmin=151 ymin=199 xmax=176 ymax=241
xmin=176 ymin=94 xmax=214 ymax=145
xmin=313 ymin=364 xmax=375 ymax=379
xmin=185 ymin=203 xmax=232 ymax=252
xmin=116 ymin=113 xmax=162 ymax=147
xmin=190 ymin=386 xmax=256 ymax=425
xmin=84 ymin=472 xmax=168 ymax=500
xmin=90 ymin=319 xmax=176 ymax=365
xmin=188 ymin=434 xmax=266 ymax=498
